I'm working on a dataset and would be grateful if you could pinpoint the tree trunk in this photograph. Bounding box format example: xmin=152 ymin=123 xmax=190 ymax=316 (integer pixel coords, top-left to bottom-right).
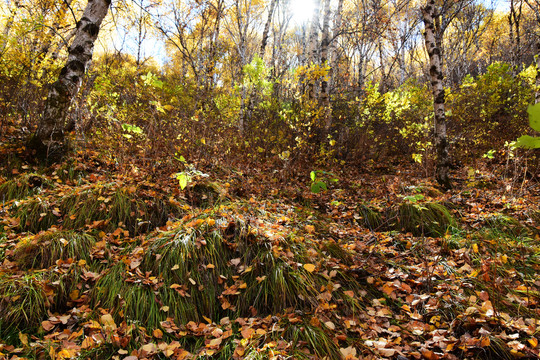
xmin=307 ymin=0 xmax=321 ymax=100
xmin=422 ymin=0 xmax=451 ymax=189
xmin=320 ymin=0 xmax=332 ymax=130
xmin=329 ymin=0 xmax=343 ymax=91
xmin=260 ymin=0 xmax=278 ymax=57
xmin=30 ymin=0 xmax=111 ymax=162
xmin=523 ymin=1 xmax=540 ymax=101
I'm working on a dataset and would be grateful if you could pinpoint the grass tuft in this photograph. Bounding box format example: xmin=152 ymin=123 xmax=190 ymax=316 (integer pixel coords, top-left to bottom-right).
xmin=0 ymin=273 xmax=49 ymax=333
xmin=61 ymin=183 xmax=179 ymax=235
xmin=0 ymin=173 xmax=50 ymax=202
xmin=356 ymin=204 xmax=383 ymax=230
xmin=91 ymin=214 xmax=360 ymax=330
xmin=14 ymin=230 xmax=95 ymax=269
xmin=283 ymin=317 xmax=341 ymax=359
xmin=391 ymin=202 xmax=455 ymax=236
xmin=187 ymin=181 xmax=226 ymax=208
xmin=484 ymin=214 xmax=528 ymax=237
xmin=12 ymin=198 xmax=57 ymax=233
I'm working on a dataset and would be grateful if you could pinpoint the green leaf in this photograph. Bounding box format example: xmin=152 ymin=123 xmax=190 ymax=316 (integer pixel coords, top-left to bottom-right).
xmin=528 ymin=103 xmax=540 ymax=132
xmin=311 ymin=181 xmax=327 ymax=194
xmin=177 ymin=173 xmax=188 ymax=190
xmin=310 ymin=171 xmax=316 ymax=182
xmin=516 ymin=135 xmax=540 ymax=149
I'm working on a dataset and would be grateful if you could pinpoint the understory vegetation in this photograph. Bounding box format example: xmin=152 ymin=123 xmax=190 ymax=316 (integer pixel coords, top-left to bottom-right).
xmin=1 ymin=148 xmax=540 ymax=359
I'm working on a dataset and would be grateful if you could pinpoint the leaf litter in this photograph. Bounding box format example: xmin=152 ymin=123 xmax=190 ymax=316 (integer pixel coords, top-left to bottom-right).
xmin=0 ymin=154 xmax=539 ymax=359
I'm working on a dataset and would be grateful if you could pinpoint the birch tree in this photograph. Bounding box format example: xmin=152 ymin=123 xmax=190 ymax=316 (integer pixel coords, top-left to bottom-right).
xmin=30 ymin=0 xmax=111 ymax=161
xmin=421 ymin=0 xmax=470 ymax=188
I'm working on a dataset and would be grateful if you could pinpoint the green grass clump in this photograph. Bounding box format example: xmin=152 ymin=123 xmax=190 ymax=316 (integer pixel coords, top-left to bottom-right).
xmin=283 ymin=318 xmax=341 ymax=359
xmin=187 ymin=181 xmax=226 ymax=208
xmin=91 ymin=215 xmax=358 ymax=330
xmin=11 ymin=198 xmax=58 ymax=233
xmin=0 ymin=173 xmax=50 ymax=201
xmin=52 ymin=160 xmax=86 ymax=183
xmin=391 ymin=202 xmax=455 ymax=237
xmin=0 ymin=273 xmax=49 ymax=333
xmin=14 ymin=230 xmax=95 ymax=269
xmin=484 ymin=214 xmax=528 ymax=237
xmin=6 ymin=182 xmax=181 ymax=235
xmin=61 ymin=183 xmax=179 ymax=235
xmin=356 ymin=204 xmax=383 ymax=230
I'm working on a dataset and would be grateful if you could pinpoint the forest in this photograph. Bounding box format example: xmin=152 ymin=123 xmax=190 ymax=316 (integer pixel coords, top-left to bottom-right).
xmin=1 ymin=0 xmax=540 ymax=358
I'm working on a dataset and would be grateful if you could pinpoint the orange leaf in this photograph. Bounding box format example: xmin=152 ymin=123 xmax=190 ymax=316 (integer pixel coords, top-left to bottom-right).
xmin=241 ymin=327 xmax=254 ymax=339
xmin=42 ymin=321 xmax=55 ymax=331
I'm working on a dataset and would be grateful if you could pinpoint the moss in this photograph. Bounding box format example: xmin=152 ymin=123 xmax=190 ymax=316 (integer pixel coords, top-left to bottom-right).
xmin=14 ymin=230 xmax=95 ymax=269
xmin=391 ymin=202 xmax=455 ymax=237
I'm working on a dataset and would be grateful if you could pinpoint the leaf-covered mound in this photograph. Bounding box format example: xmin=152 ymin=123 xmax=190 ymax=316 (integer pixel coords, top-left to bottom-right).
xmin=5 ymin=181 xmax=184 ymax=235
xmin=93 ymin=205 xmax=365 ymax=328
xmin=0 ymin=173 xmax=51 ymax=201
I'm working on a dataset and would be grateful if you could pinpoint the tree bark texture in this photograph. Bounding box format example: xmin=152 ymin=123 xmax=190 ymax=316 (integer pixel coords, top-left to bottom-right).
xmin=259 ymin=0 xmax=278 ymax=57
xmin=523 ymin=0 xmax=540 ymax=102
xmin=422 ymin=0 xmax=451 ymax=189
xmin=320 ymin=0 xmax=332 ymax=130
xmin=307 ymin=0 xmax=321 ymax=100
xmin=30 ymin=0 xmax=111 ymax=161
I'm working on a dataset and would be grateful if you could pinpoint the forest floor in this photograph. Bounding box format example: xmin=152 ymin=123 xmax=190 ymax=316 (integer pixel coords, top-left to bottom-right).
xmin=1 ymin=142 xmax=540 ymax=359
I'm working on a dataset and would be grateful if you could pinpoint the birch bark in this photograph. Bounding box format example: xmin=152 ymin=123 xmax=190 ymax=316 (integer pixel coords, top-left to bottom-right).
xmin=30 ymin=0 xmax=111 ymax=161
xmin=422 ymin=0 xmax=451 ymax=189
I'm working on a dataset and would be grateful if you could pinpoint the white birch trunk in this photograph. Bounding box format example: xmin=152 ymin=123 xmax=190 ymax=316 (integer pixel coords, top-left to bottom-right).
xmin=422 ymin=0 xmax=451 ymax=189
xmin=30 ymin=0 xmax=111 ymax=161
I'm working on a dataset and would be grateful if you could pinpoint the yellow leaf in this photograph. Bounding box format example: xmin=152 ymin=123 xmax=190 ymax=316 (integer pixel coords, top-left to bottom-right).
xmin=69 ymin=289 xmax=79 ymax=301
xmin=57 ymin=349 xmax=72 ymax=359
xmin=206 ymin=263 xmax=215 ymax=269
xmin=529 ymin=337 xmax=538 ymax=348
xmin=472 ymin=243 xmax=479 ymax=253
xmin=303 ymin=263 xmax=316 ymax=272
xmin=171 ymin=264 xmax=180 ymax=270
xmin=207 ymin=218 xmax=216 ymax=226
xmin=160 ymin=306 xmax=170 ymax=312
xmin=18 ymin=332 xmax=29 ymax=346
xmin=100 ymin=314 xmax=117 ymax=330
xmin=304 ymin=225 xmax=315 ymax=233
xmin=201 ymin=138 xmax=206 ymax=145
xmin=141 ymin=343 xmax=157 ymax=353
xmin=153 ymin=329 xmax=163 ymax=339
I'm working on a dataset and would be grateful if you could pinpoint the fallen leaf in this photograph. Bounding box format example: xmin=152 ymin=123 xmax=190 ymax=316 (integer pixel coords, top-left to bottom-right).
xmin=303 ymin=263 xmax=316 ymax=272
